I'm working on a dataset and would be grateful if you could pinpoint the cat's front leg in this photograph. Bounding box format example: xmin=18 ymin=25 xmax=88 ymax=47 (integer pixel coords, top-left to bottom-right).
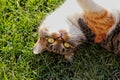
xmin=64 ymin=53 xmax=74 ymax=62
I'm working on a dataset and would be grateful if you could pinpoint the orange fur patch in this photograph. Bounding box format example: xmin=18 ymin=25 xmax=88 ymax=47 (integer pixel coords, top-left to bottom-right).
xmin=83 ymin=11 xmax=115 ymax=43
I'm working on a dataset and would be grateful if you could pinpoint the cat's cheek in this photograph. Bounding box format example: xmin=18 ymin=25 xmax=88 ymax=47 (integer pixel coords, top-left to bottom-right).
xmin=33 ymin=39 xmax=45 ymax=54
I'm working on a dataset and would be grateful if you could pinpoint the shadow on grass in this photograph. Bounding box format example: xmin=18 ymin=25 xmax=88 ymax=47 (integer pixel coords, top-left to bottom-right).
xmin=30 ymin=43 xmax=120 ymax=80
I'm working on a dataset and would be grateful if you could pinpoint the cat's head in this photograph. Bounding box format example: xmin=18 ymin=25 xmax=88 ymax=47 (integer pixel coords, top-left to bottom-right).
xmin=33 ymin=18 xmax=85 ymax=58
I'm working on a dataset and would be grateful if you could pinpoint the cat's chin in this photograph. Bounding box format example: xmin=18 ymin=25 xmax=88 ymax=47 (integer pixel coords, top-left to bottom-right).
xmin=45 ymin=48 xmax=74 ymax=62
xmin=64 ymin=53 xmax=74 ymax=62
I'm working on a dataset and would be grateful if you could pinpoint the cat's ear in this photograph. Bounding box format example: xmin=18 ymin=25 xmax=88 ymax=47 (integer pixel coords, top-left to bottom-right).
xmin=77 ymin=0 xmax=105 ymax=12
xmin=33 ymin=38 xmax=45 ymax=54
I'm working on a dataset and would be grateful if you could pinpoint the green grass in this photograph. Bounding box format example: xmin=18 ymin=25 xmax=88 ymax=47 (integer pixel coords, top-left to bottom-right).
xmin=0 ymin=0 xmax=120 ymax=80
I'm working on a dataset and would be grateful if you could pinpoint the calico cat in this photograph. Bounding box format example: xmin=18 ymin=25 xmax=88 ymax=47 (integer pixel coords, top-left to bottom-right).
xmin=33 ymin=0 xmax=120 ymax=61
xmin=33 ymin=0 xmax=86 ymax=61
xmin=77 ymin=0 xmax=120 ymax=54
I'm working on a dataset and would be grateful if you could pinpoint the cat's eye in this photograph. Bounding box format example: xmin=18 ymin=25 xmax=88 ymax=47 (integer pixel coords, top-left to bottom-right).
xmin=47 ymin=38 xmax=55 ymax=44
xmin=63 ymin=42 xmax=70 ymax=48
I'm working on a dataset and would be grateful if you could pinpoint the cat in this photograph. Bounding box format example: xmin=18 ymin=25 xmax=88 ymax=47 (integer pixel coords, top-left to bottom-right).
xmin=33 ymin=0 xmax=120 ymax=61
xmin=33 ymin=0 xmax=86 ymax=61
xmin=77 ymin=0 xmax=120 ymax=54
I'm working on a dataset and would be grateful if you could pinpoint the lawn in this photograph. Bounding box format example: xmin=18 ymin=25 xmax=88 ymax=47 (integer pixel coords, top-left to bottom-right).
xmin=0 ymin=0 xmax=120 ymax=80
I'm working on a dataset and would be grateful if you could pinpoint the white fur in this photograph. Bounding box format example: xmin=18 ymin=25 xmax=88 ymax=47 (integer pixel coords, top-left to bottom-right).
xmin=39 ymin=0 xmax=85 ymax=39
xmin=39 ymin=0 xmax=120 ymax=40
xmin=93 ymin=0 xmax=120 ymax=10
xmin=39 ymin=0 xmax=120 ymax=37
xmin=77 ymin=0 xmax=120 ymax=11
xmin=108 ymin=10 xmax=120 ymax=35
xmin=77 ymin=0 xmax=104 ymax=12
